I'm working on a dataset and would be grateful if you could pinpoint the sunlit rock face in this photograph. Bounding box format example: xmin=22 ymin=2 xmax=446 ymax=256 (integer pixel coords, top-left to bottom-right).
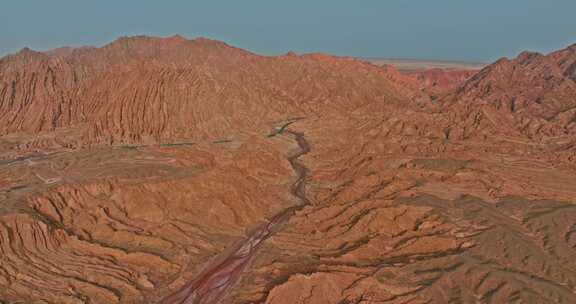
xmin=1 ymin=36 xmax=576 ymax=303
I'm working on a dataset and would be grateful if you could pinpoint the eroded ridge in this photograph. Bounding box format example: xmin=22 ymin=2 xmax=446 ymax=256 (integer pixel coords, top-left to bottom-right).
xmin=216 ymin=114 xmax=576 ymax=303
xmin=2 ymin=36 xmax=576 ymax=304
xmin=0 ymin=135 xmax=295 ymax=303
xmin=160 ymin=123 xmax=311 ymax=304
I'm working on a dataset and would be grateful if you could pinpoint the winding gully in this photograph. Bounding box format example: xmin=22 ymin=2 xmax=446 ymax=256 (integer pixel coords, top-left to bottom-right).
xmin=160 ymin=122 xmax=311 ymax=304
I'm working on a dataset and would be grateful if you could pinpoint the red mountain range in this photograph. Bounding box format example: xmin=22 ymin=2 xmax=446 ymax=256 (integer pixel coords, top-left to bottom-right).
xmin=0 ymin=36 xmax=575 ymax=303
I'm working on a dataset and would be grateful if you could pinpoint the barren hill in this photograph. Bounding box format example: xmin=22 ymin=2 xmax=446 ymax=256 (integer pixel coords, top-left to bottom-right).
xmin=0 ymin=36 xmax=575 ymax=304
xmin=446 ymin=45 xmax=576 ymax=140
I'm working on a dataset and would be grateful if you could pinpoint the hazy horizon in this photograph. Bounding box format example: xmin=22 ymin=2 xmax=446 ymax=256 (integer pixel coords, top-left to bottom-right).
xmin=2 ymin=1 xmax=575 ymax=62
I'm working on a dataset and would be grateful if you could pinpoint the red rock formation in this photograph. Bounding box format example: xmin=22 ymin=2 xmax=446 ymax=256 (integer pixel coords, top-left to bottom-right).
xmin=446 ymin=46 xmax=576 ymax=139
xmin=407 ymin=68 xmax=478 ymax=96
xmin=0 ymin=49 xmax=79 ymax=134
xmin=1 ymin=36 xmax=576 ymax=303
xmin=1 ymin=35 xmax=417 ymax=144
xmin=549 ymin=43 xmax=576 ymax=81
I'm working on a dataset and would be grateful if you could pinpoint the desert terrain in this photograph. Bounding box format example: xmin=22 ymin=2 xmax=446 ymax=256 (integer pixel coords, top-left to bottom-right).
xmin=360 ymin=58 xmax=485 ymax=72
xmin=0 ymin=35 xmax=575 ymax=303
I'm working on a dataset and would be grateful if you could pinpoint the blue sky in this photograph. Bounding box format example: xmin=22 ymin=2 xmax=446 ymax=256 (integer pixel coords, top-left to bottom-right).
xmin=1 ymin=1 xmax=575 ymax=61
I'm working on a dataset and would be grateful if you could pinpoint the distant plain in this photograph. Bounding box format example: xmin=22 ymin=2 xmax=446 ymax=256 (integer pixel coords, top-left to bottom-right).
xmin=360 ymin=57 xmax=486 ymax=71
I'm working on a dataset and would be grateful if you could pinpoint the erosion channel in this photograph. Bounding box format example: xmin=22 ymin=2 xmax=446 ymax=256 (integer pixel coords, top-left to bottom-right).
xmin=161 ymin=121 xmax=311 ymax=304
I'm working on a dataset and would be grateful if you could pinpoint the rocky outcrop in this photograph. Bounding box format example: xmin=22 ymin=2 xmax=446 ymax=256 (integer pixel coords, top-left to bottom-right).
xmin=550 ymin=43 xmax=576 ymax=81
xmin=407 ymin=68 xmax=478 ymax=96
xmin=0 ymin=49 xmax=79 ymax=134
xmin=446 ymin=46 xmax=576 ymax=140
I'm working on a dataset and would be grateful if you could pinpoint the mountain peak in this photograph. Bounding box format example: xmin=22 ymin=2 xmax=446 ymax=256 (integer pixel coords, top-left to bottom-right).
xmin=16 ymin=47 xmax=45 ymax=57
xmin=517 ymin=51 xmax=544 ymax=64
xmin=103 ymin=35 xmax=238 ymax=52
xmin=0 ymin=47 xmax=47 ymax=66
xmin=167 ymin=34 xmax=187 ymax=42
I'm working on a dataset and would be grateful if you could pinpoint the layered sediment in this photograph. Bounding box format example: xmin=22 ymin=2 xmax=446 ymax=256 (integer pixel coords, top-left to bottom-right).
xmin=1 ymin=36 xmax=576 ymax=303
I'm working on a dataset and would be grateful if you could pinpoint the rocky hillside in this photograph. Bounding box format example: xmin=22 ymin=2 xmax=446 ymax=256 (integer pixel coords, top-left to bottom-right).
xmin=1 ymin=36 xmax=575 ymax=303
xmin=0 ymin=36 xmax=418 ymax=144
xmin=446 ymin=44 xmax=576 ymax=139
